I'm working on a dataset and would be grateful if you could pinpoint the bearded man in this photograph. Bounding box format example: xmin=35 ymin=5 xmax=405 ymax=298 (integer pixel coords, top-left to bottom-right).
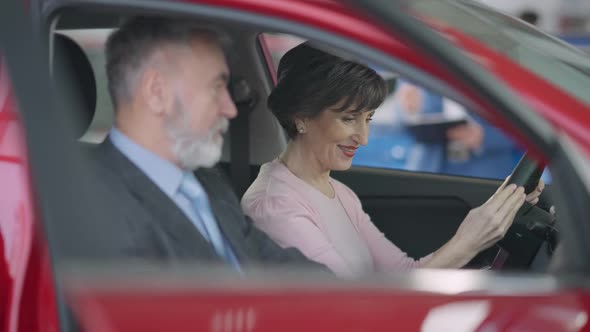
xmin=83 ymin=16 xmax=323 ymax=272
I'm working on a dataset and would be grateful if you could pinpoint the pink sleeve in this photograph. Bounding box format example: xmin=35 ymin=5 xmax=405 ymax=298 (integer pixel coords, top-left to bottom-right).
xmin=341 ymin=185 xmax=432 ymax=272
xmin=357 ymin=212 xmax=432 ymax=271
xmin=251 ymin=195 xmax=358 ymax=279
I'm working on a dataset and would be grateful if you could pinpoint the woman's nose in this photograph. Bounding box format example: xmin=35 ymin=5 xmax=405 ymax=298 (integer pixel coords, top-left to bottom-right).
xmin=355 ymin=123 xmax=369 ymax=146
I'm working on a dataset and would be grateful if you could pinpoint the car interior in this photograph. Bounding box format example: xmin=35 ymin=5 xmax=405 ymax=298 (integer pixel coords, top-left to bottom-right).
xmin=48 ymin=7 xmax=559 ymax=273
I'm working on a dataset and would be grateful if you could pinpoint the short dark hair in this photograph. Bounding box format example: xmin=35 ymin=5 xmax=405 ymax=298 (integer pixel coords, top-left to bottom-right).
xmin=268 ymin=43 xmax=387 ymax=138
xmin=105 ymin=16 xmax=221 ymax=110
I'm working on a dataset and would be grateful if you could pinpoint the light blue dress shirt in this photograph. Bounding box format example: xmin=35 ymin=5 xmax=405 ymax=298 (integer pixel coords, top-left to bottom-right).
xmin=109 ymin=128 xmax=241 ymax=267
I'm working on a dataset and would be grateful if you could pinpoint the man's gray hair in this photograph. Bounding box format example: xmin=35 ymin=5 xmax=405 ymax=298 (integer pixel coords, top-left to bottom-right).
xmin=105 ymin=16 xmax=225 ymax=110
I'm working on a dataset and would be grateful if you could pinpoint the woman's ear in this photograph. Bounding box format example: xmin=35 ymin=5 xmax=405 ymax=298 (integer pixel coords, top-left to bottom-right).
xmin=294 ymin=116 xmax=307 ymax=134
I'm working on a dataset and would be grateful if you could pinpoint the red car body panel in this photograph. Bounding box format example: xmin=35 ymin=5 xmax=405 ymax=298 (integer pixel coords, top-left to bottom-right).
xmin=0 ymin=61 xmax=60 ymax=332
xmin=2 ymin=0 xmax=590 ymax=331
xmin=66 ymin=285 xmax=590 ymax=332
xmin=0 ymin=70 xmax=32 ymax=332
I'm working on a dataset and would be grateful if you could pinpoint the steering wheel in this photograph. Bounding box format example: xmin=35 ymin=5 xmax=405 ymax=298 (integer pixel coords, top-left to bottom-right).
xmin=468 ymin=153 xmax=557 ymax=270
xmin=507 ymin=153 xmax=558 ymax=262
xmin=506 ymin=153 xmax=545 ymax=194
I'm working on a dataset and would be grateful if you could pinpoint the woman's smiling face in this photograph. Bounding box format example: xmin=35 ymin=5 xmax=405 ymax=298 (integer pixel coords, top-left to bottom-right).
xmin=297 ymin=104 xmax=375 ymax=172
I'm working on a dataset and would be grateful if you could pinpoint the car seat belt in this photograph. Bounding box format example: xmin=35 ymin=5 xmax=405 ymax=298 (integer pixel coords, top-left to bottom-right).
xmin=229 ymin=78 xmax=257 ymax=197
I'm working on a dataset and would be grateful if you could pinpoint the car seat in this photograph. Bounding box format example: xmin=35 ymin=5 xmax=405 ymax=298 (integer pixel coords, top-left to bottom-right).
xmin=52 ymin=32 xmax=97 ymax=140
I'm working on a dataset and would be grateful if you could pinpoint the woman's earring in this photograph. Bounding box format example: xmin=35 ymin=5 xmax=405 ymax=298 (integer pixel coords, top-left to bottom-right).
xmin=298 ymin=127 xmax=305 ymax=134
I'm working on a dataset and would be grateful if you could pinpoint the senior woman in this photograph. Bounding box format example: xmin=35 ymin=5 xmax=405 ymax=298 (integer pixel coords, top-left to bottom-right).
xmin=241 ymin=43 xmax=543 ymax=278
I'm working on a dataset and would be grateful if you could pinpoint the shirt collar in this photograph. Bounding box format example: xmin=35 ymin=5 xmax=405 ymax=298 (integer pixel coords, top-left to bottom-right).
xmin=109 ymin=127 xmax=184 ymax=198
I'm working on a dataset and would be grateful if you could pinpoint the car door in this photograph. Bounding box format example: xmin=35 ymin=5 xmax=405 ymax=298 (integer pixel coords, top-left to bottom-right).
xmin=22 ymin=0 xmax=590 ymax=331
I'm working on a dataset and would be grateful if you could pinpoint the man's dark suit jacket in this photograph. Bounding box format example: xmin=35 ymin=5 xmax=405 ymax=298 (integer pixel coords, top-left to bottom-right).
xmin=58 ymin=139 xmax=324 ymax=271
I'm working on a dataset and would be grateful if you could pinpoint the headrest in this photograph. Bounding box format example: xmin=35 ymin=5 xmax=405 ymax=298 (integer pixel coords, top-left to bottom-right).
xmin=230 ymin=77 xmax=258 ymax=111
xmin=53 ymin=33 xmax=97 ymax=138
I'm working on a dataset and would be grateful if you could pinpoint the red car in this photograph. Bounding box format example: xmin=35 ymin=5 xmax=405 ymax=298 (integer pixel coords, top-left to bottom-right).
xmin=2 ymin=0 xmax=590 ymax=331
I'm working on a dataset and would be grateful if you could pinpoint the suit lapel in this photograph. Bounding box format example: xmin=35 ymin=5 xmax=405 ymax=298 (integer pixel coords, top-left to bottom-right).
xmin=96 ymin=139 xmax=220 ymax=261
xmin=194 ymin=168 xmax=251 ymax=262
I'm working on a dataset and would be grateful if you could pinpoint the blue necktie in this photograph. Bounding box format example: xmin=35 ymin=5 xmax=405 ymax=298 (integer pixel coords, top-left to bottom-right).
xmin=178 ymin=173 xmax=241 ymax=272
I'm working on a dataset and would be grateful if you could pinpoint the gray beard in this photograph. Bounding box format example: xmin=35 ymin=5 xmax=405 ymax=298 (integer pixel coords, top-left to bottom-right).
xmin=164 ymin=101 xmax=228 ymax=170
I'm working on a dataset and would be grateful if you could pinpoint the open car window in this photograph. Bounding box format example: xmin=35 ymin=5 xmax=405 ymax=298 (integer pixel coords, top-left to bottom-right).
xmin=22 ymin=0 xmax=590 ymax=296
xmin=258 ymin=32 xmax=552 ymax=182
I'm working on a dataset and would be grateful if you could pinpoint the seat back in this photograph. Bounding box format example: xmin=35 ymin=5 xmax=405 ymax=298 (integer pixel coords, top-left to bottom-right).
xmin=52 ymin=33 xmax=97 ymax=139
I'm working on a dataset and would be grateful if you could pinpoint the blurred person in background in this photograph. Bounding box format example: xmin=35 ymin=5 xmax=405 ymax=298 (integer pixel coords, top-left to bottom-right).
xmin=394 ymin=81 xmax=524 ymax=179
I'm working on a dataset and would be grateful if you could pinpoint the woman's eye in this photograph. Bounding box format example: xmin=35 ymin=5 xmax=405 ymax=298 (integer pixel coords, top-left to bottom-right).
xmin=343 ymin=117 xmax=355 ymax=123
xmin=366 ymin=117 xmax=373 ymax=122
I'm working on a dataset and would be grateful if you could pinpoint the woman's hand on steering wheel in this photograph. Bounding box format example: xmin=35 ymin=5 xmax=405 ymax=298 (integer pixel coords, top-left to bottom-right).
xmin=524 ymin=179 xmax=545 ymax=205
xmin=453 ymin=183 xmax=527 ymax=254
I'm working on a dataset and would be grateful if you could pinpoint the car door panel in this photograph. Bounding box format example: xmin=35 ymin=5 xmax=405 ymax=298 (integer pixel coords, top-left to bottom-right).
xmin=361 ymin=197 xmax=468 ymax=258
xmin=332 ymin=167 xmax=544 ymax=267
xmin=332 ymin=168 xmax=497 ymax=258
